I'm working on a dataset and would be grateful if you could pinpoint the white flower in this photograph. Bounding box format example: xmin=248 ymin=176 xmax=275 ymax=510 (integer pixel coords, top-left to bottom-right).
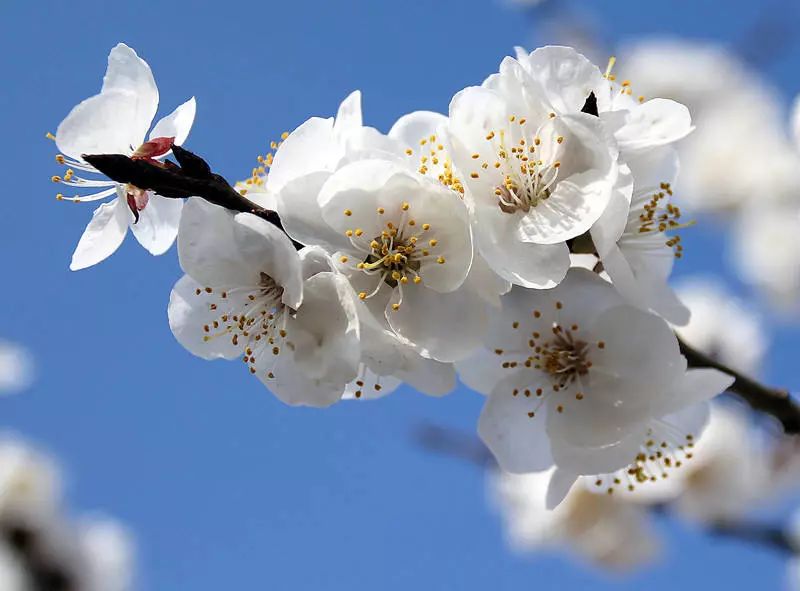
xmin=460 ymin=269 xmax=733 ymax=507
xmin=733 ymin=203 xmax=800 ymax=312
xmin=598 ymin=147 xmax=690 ymax=324
xmin=318 ymin=160 xmax=483 ymax=362
xmin=674 ymin=278 xmax=767 ymax=375
xmin=489 ymin=468 xmax=661 ymax=570
xmin=169 ymin=198 xmax=361 ymax=407
xmin=0 ymin=343 xmax=33 ymax=395
xmin=52 ymin=43 xmax=196 ymax=270
xmin=447 ymin=50 xmax=626 ymax=288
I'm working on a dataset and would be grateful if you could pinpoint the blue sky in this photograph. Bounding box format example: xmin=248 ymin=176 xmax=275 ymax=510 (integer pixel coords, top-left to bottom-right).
xmin=1 ymin=0 xmax=799 ymax=588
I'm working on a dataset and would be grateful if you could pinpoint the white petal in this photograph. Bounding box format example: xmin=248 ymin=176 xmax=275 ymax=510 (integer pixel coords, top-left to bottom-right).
xmin=101 ymin=43 xmax=158 ymax=145
xmin=129 ymin=193 xmax=182 ymax=256
xmin=653 ymin=368 xmax=734 ymax=418
xmin=70 ymin=197 xmax=130 ymax=271
xmin=389 ymin=110 xmax=448 ymax=148
xmin=476 ymin=224 xmax=570 ymax=289
xmin=590 ymin=162 xmax=633 ymax=258
xmin=233 ymin=213 xmax=304 ymax=309
xmin=268 ymin=117 xmax=337 ymax=193
xmin=149 ymin=97 xmax=196 ymax=145
xmin=275 ymin=171 xmax=349 ymax=250
xmin=550 ymin=425 xmax=648 ymax=476
xmin=590 ymin=304 xmax=685 ymax=388
xmin=56 ymin=91 xmax=144 ymax=159
xmin=178 ymin=198 xmax=262 ymax=287
xmin=478 ymin=370 xmax=555 ymax=473
xmin=333 ymin=90 xmax=363 ymax=140
xmin=519 ymin=46 xmax=605 ymax=114
xmin=168 ymin=275 xmax=243 ymax=360
xmin=615 ymin=99 xmax=693 ymax=153
xmin=387 ymin=285 xmax=488 ymax=362
xmin=456 ymin=349 xmax=509 ymax=395
xmin=545 ymin=467 xmax=579 ymax=510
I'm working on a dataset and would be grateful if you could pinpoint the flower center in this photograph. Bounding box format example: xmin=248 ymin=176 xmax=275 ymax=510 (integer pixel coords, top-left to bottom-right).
xmin=404 ymin=133 xmax=465 ymax=196
xmin=195 ymin=273 xmax=289 ymax=376
xmin=466 ymin=114 xmax=565 ymax=214
xmin=341 ymin=202 xmax=445 ymax=310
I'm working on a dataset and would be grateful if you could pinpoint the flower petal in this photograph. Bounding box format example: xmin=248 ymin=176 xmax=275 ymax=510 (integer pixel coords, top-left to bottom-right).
xmin=478 ymin=370 xmax=555 ymax=473
xmin=129 ymin=194 xmax=182 ymax=256
xmin=168 ymin=275 xmax=243 ymax=360
xmin=149 ymin=97 xmax=196 ymax=146
xmin=70 ymin=197 xmax=131 ymax=271
xmin=56 ymin=91 xmax=144 ymax=159
xmin=101 ymin=43 xmax=158 ymax=145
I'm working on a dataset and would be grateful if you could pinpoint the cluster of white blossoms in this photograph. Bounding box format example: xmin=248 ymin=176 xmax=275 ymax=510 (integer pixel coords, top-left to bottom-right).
xmin=621 ymin=39 xmax=800 ymax=311
xmin=50 ymin=43 xmax=736 ymax=508
xmin=0 ymin=437 xmax=133 ymax=591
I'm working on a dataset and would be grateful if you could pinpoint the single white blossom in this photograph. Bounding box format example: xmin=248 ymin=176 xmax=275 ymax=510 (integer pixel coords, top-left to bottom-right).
xmin=447 ymin=48 xmax=629 ymax=288
xmin=674 ymin=278 xmax=767 ymax=375
xmin=169 ymin=198 xmax=361 ymax=407
xmin=460 ymin=269 xmax=733 ymax=507
xmin=52 ymin=43 xmax=196 ymax=270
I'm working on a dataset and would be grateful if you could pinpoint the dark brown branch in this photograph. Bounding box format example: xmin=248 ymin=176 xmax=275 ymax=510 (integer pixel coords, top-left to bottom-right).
xmin=679 ymin=337 xmax=800 ymax=434
xmin=83 ymin=146 xmax=299 ymax=246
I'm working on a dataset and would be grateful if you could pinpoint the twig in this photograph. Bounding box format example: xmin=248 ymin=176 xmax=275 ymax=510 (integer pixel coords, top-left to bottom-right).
xmin=679 ymin=337 xmax=800 ymax=434
xmin=707 ymin=520 xmax=795 ymax=555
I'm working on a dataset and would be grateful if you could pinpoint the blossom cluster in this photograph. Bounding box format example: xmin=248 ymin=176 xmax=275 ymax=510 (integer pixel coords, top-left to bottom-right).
xmin=50 ymin=43 xmax=735 ymax=508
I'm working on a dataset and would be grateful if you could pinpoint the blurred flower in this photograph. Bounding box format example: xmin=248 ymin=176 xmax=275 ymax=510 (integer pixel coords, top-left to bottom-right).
xmin=620 ymin=39 xmax=800 ymax=213
xmin=489 ymin=468 xmax=661 ymax=571
xmin=0 ymin=437 xmax=134 ymax=591
xmin=674 ymin=278 xmax=768 ymax=376
xmin=0 ymin=342 xmax=33 ymax=395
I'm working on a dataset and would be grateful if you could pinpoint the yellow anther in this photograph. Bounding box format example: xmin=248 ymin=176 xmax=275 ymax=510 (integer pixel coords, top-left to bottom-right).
xmin=422 ymin=223 xmax=430 ymax=231
xmin=436 ymin=256 xmax=446 ymax=264
xmin=55 ymin=154 xmax=65 ymax=164
xmin=340 ymin=256 xmax=349 ymax=263
xmin=354 ymin=228 xmax=364 ymax=237
xmin=45 ymin=132 xmax=56 ymax=141
xmin=405 ymin=148 xmax=413 ymax=155
xmin=358 ymin=292 xmax=367 ymax=300
xmin=344 ymin=209 xmax=352 ymax=216
xmin=401 ymin=202 xmax=410 ymax=211
xmin=345 ymin=230 xmax=354 ymax=237
xmin=391 ymin=303 xmax=401 ymax=311
xmin=428 ymin=239 xmax=438 ymax=247
xmin=413 ymin=276 xmax=422 ymax=284
xmin=377 ymin=207 xmax=385 ymax=214
xmin=51 ymin=175 xmax=61 ymax=183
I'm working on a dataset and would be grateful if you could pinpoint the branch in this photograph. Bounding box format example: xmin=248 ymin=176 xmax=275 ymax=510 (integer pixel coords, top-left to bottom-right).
xmin=83 ymin=146 xmax=299 ymax=246
xmin=707 ymin=519 xmax=795 ymax=555
xmin=678 ymin=337 xmax=800 ymax=434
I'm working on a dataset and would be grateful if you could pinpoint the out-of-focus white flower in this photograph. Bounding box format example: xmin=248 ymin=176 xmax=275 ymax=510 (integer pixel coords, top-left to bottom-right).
xmin=78 ymin=519 xmax=134 ymax=591
xmin=489 ymin=468 xmax=661 ymax=570
xmin=620 ymin=39 xmax=800 ymax=213
xmin=169 ymin=198 xmax=361 ymax=407
xmin=733 ymin=204 xmax=800 ymax=312
xmin=52 ymin=43 xmax=196 ymax=270
xmin=674 ymin=278 xmax=768 ymax=376
xmin=461 ymin=269 xmax=733 ymax=508
xmin=0 ymin=437 xmax=134 ymax=591
xmin=0 ymin=343 xmax=34 ymax=395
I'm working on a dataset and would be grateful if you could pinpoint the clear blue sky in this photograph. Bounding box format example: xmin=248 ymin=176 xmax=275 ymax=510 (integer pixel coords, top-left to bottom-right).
xmin=1 ymin=0 xmax=799 ymax=589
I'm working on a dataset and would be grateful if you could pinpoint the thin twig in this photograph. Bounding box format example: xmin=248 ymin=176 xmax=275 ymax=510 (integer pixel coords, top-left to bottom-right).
xmin=679 ymin=337 xmax=800 ymax=434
